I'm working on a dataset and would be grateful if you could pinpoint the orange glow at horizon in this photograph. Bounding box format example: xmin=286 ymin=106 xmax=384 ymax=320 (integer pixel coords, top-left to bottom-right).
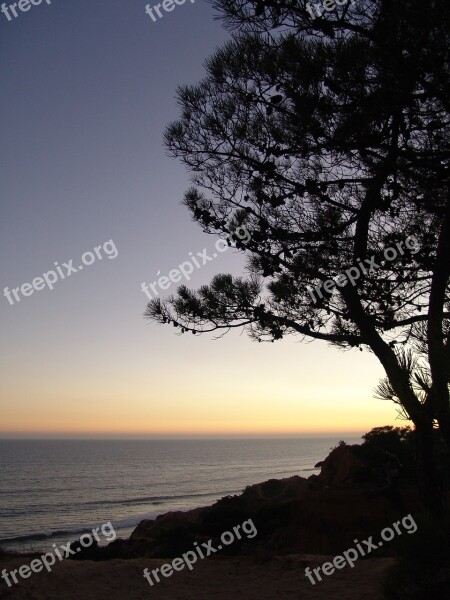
xmin=0 ymin=317 xmax=403 ymax=438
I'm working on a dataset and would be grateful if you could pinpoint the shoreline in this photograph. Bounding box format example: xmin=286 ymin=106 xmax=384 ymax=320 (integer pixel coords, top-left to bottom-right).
xmin=0 ymin=437 xmax=336 ymax=557
xmin=1 ymin=442 xmax=448 ymax=599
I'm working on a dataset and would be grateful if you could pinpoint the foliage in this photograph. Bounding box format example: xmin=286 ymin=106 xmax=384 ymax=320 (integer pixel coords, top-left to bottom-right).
xmin=382 ymin=513 xmax=450 ymax=600
xmin=145 ymin=0 xmax=450 ymax=479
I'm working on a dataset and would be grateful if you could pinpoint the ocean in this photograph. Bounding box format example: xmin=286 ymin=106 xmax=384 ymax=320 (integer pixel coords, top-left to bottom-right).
xmin=0 ymin=437 xmax=361 ymax=552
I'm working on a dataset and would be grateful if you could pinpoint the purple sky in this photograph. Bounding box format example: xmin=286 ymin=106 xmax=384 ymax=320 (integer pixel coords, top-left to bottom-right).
xmin=0 ymin=0 xmax=396 ymax=437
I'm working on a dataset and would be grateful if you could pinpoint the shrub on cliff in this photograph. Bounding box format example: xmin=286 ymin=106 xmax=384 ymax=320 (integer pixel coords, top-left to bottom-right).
xmin=382 ymin=513 xmax=450 ymax=600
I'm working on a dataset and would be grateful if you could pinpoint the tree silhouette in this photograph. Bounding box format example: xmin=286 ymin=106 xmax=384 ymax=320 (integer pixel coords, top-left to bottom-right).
xmin=146 ymin=0 xmax=450 ymax=514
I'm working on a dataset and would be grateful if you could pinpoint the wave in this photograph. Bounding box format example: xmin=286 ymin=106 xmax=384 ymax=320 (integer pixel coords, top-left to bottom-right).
xmin=0 ymin=527 xmax=97 ymax=546
xmin=82 ymin=488 xmax=239 ymax=509
xmin=0 ymin=489 xmax=242 ymax=548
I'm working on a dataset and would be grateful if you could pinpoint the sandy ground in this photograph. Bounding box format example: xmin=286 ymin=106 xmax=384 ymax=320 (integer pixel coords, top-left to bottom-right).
xmin=0 ymin=554 xmax=395 ymax=600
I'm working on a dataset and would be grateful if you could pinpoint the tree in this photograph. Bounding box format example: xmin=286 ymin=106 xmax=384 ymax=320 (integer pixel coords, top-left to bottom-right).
xmin=146 ymin=0 xmax=450 ymax=514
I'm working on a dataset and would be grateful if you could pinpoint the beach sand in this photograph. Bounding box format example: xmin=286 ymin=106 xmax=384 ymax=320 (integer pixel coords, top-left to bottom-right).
xmin=0 ymin=553 xmax=394 ymax=599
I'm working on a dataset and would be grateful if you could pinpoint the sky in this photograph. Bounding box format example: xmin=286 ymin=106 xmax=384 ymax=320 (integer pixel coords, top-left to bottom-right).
xmin=0 ymin=0 xmax=402 ymax=438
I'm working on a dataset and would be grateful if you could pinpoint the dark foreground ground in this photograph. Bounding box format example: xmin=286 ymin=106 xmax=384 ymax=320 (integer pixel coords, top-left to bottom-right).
xmin=0 ymin=553 xmax=394 ymax=600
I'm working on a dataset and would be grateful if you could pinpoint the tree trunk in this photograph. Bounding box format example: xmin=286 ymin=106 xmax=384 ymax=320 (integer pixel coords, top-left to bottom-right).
xmin=415 ymin=422 xmax=445 ymax=518
xmin=436 ymin=404 xmax=450 ymax=453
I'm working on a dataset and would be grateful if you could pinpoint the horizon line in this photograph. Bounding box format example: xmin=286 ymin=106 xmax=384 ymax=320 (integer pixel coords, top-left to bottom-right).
xmin=0 ymin=432 xmax=365 ymax=440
